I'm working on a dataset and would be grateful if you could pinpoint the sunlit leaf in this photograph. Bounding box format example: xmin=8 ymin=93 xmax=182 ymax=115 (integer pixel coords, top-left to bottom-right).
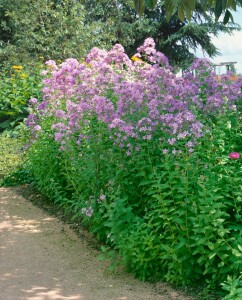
xmin=184 ymin=2 xmax=193 ymax=20
xmin=185 ymin=0 xmax=195 ymax=10
xmin=178 ymin=4 xmax=185 ymax=21
xmin=164 ymin=0 xmax=177 ymax=21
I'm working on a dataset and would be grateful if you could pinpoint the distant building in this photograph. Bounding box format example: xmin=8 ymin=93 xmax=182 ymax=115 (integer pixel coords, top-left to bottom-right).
xmin=213 ymin=62 xmax=237 ymax=74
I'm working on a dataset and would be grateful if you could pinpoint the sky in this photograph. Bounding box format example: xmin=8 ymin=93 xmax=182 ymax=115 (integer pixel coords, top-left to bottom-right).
xmin=196 ymin=8 xmax=242 ymax=74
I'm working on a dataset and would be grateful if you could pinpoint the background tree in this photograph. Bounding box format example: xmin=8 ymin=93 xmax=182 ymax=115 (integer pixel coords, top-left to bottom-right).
xmin=134 ymin=0 xmax=242 ymax=23
xmin=143 ymin=3 xmax=240 ymax=68
xmin=82 ymin=0 xmax=240 ymax=68
xmin=0 ymin=0 xmax=112 ymax=67
xmin=82 ymin=0 xmax=158 ymax=55
xmin=0 ymin=0 xmax=240 ymax=69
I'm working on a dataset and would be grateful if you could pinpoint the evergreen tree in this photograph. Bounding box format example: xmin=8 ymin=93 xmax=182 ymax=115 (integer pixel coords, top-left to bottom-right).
xmin=82 ymin=0 xmax=240 ymax=68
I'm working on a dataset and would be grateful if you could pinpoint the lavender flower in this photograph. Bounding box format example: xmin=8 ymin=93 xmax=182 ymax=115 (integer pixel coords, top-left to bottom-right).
xmin=25 ymin=37 xmax=242 ymax=158
xmin=29 ymin=98 xmax=38 ymax=105
xmin=33 ymin=125 xmax=41 ymax=131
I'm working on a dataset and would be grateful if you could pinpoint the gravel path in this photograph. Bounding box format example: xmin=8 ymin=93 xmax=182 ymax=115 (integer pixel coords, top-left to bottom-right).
xmin=0 ymin=187 xmax=194 ymax=300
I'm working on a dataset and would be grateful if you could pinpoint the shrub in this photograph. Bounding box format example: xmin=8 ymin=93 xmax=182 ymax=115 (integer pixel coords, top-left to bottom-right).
xmin=0 ymin=63 xmax=43 ymax=133
xmin=0 ymin=135 xmax=24 ymax=179
xmin=25 ymin=38 xmax=242 ymax=297
xmin=0 ymin=0 xmax=114 ymax=68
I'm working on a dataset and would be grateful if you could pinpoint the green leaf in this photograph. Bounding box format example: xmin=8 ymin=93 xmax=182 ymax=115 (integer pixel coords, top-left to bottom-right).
xmin=222 ymin=0 xmax=228 ymax=9
xmin=232 ymin=248 xmax=242 ymax=257
xmin=164 ymin=0 xmax=177 ymax=21
xmin=207 ymin=242 xmax=215 ymax=250
xmin=223 ymin=9 xmax=233 ymax=24
xmin=144 ymin=0 xmax=157 ymax=9
xmin=209 ymin=252 xmax=216 ymax=260
xmin=178 ymin=4 xmax=185 ymax=21
xmin=215 ymin=0 xmax=223 ymax=20
xmin=185 ymin=0 xmax=195 ymax=10
xmin=183 ymin=2 xmax=192 ymax=20
xmin=0 ymin=110 xmax=15 ymax=116
xmin=227 ymin=0 xmax=236 ymax=10
xmin=134 ymin=0 xmax=145 ymax=16
xmin=218 ymin=261 xmax=225 ymax=267
xmin=0 ymin=120 xmax=12 ymax=128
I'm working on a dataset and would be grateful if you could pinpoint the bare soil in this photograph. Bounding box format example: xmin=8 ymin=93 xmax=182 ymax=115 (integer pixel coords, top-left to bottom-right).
xmin=0 ymin=186 xmax=195 ymax=300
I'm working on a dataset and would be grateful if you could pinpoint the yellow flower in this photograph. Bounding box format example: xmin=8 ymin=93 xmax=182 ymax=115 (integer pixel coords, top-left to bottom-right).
xmin=82 ymin=61 xmax=92 ymax=68
xmin=131 ymin=56 xmax=142 ymax=62
xmin=12 ymin=65 xmax=23 ymax=70
xmin=21 ymin=73 xmax=27 ymax=78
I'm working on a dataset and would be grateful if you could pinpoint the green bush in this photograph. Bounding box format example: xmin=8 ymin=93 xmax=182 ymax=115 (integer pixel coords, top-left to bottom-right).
xmin=0 ymin=63 xmax=43 ymax=133
xmin=27 ymin=107 xmax=242 ymax=294
xmin=0 ymin=135 xmax=24 ymax=179
xmin=0 ymin=0 xmax=114 ymax=68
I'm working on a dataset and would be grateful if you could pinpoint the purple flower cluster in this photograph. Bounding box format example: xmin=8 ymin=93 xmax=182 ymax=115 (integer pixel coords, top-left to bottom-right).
xmin=184 ymin=59 xmax=242 ymax=114
xmin=136 ymin=37 xmax=169 ymax=67
xmin=26 ymin=38 xmax=242 ymax=154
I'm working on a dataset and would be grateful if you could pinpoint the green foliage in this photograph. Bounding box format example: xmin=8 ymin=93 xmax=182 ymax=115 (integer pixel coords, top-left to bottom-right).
xmin=1 ymin=168 xmax=34 ymax=187
xmin=0 ymin=135 xmax=24 ymax=181
xmin=0 ymin=0 xmax=239 ymax=70
xmin=0 ymin=133 xmax=34 ymax=186
xmin=26 ymin=101 xmax=242 ymax=297
xmin=134 ymin=0 xmax=241 ymax=23
xmin=82 ymin=0 xmax=239 ymax=68
xmin=25 ymin=49 xmax=242 ymax=297
xmin=0 ymin=64 xmax=43 ymax=132
xmin=82 ymin=0 xmax=157 ymax=57
xmin=27 ymin=135 xmax=69 ymax=203
xmin=221 ymin=274 xmax=242 ymax=300
xmin=0 ymin=0 xmax=112 ymax=67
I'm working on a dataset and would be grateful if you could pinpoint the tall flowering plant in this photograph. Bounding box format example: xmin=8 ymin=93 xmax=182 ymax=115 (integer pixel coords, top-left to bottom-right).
xmin=26 ymin=38 xmax=242 ymax=296
xmin=27 ymin=38 xmax=242 ymax=155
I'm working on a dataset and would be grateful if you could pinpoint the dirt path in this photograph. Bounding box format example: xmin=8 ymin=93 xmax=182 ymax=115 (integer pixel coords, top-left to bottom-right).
xmin=0 ymin=187 xmax=195 ymax=300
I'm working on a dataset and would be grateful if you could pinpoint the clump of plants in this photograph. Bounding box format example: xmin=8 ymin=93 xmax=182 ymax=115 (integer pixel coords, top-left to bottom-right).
xmin=0 ymin=135 xmax=24 ymax=180
xmin=0 ymin=63 xmax=43 ymax=133
xmin=25 ymin=38 xmax=242 ymax=299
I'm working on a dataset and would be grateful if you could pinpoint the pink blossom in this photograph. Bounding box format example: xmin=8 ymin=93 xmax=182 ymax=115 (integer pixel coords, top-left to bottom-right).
xmin=34 ymin=125 xmax=41 ymax=131
xmin=228 ymin=152 xmax=240 ymax=159
xmin=29 ymin=98 xmax=38 ymax=105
